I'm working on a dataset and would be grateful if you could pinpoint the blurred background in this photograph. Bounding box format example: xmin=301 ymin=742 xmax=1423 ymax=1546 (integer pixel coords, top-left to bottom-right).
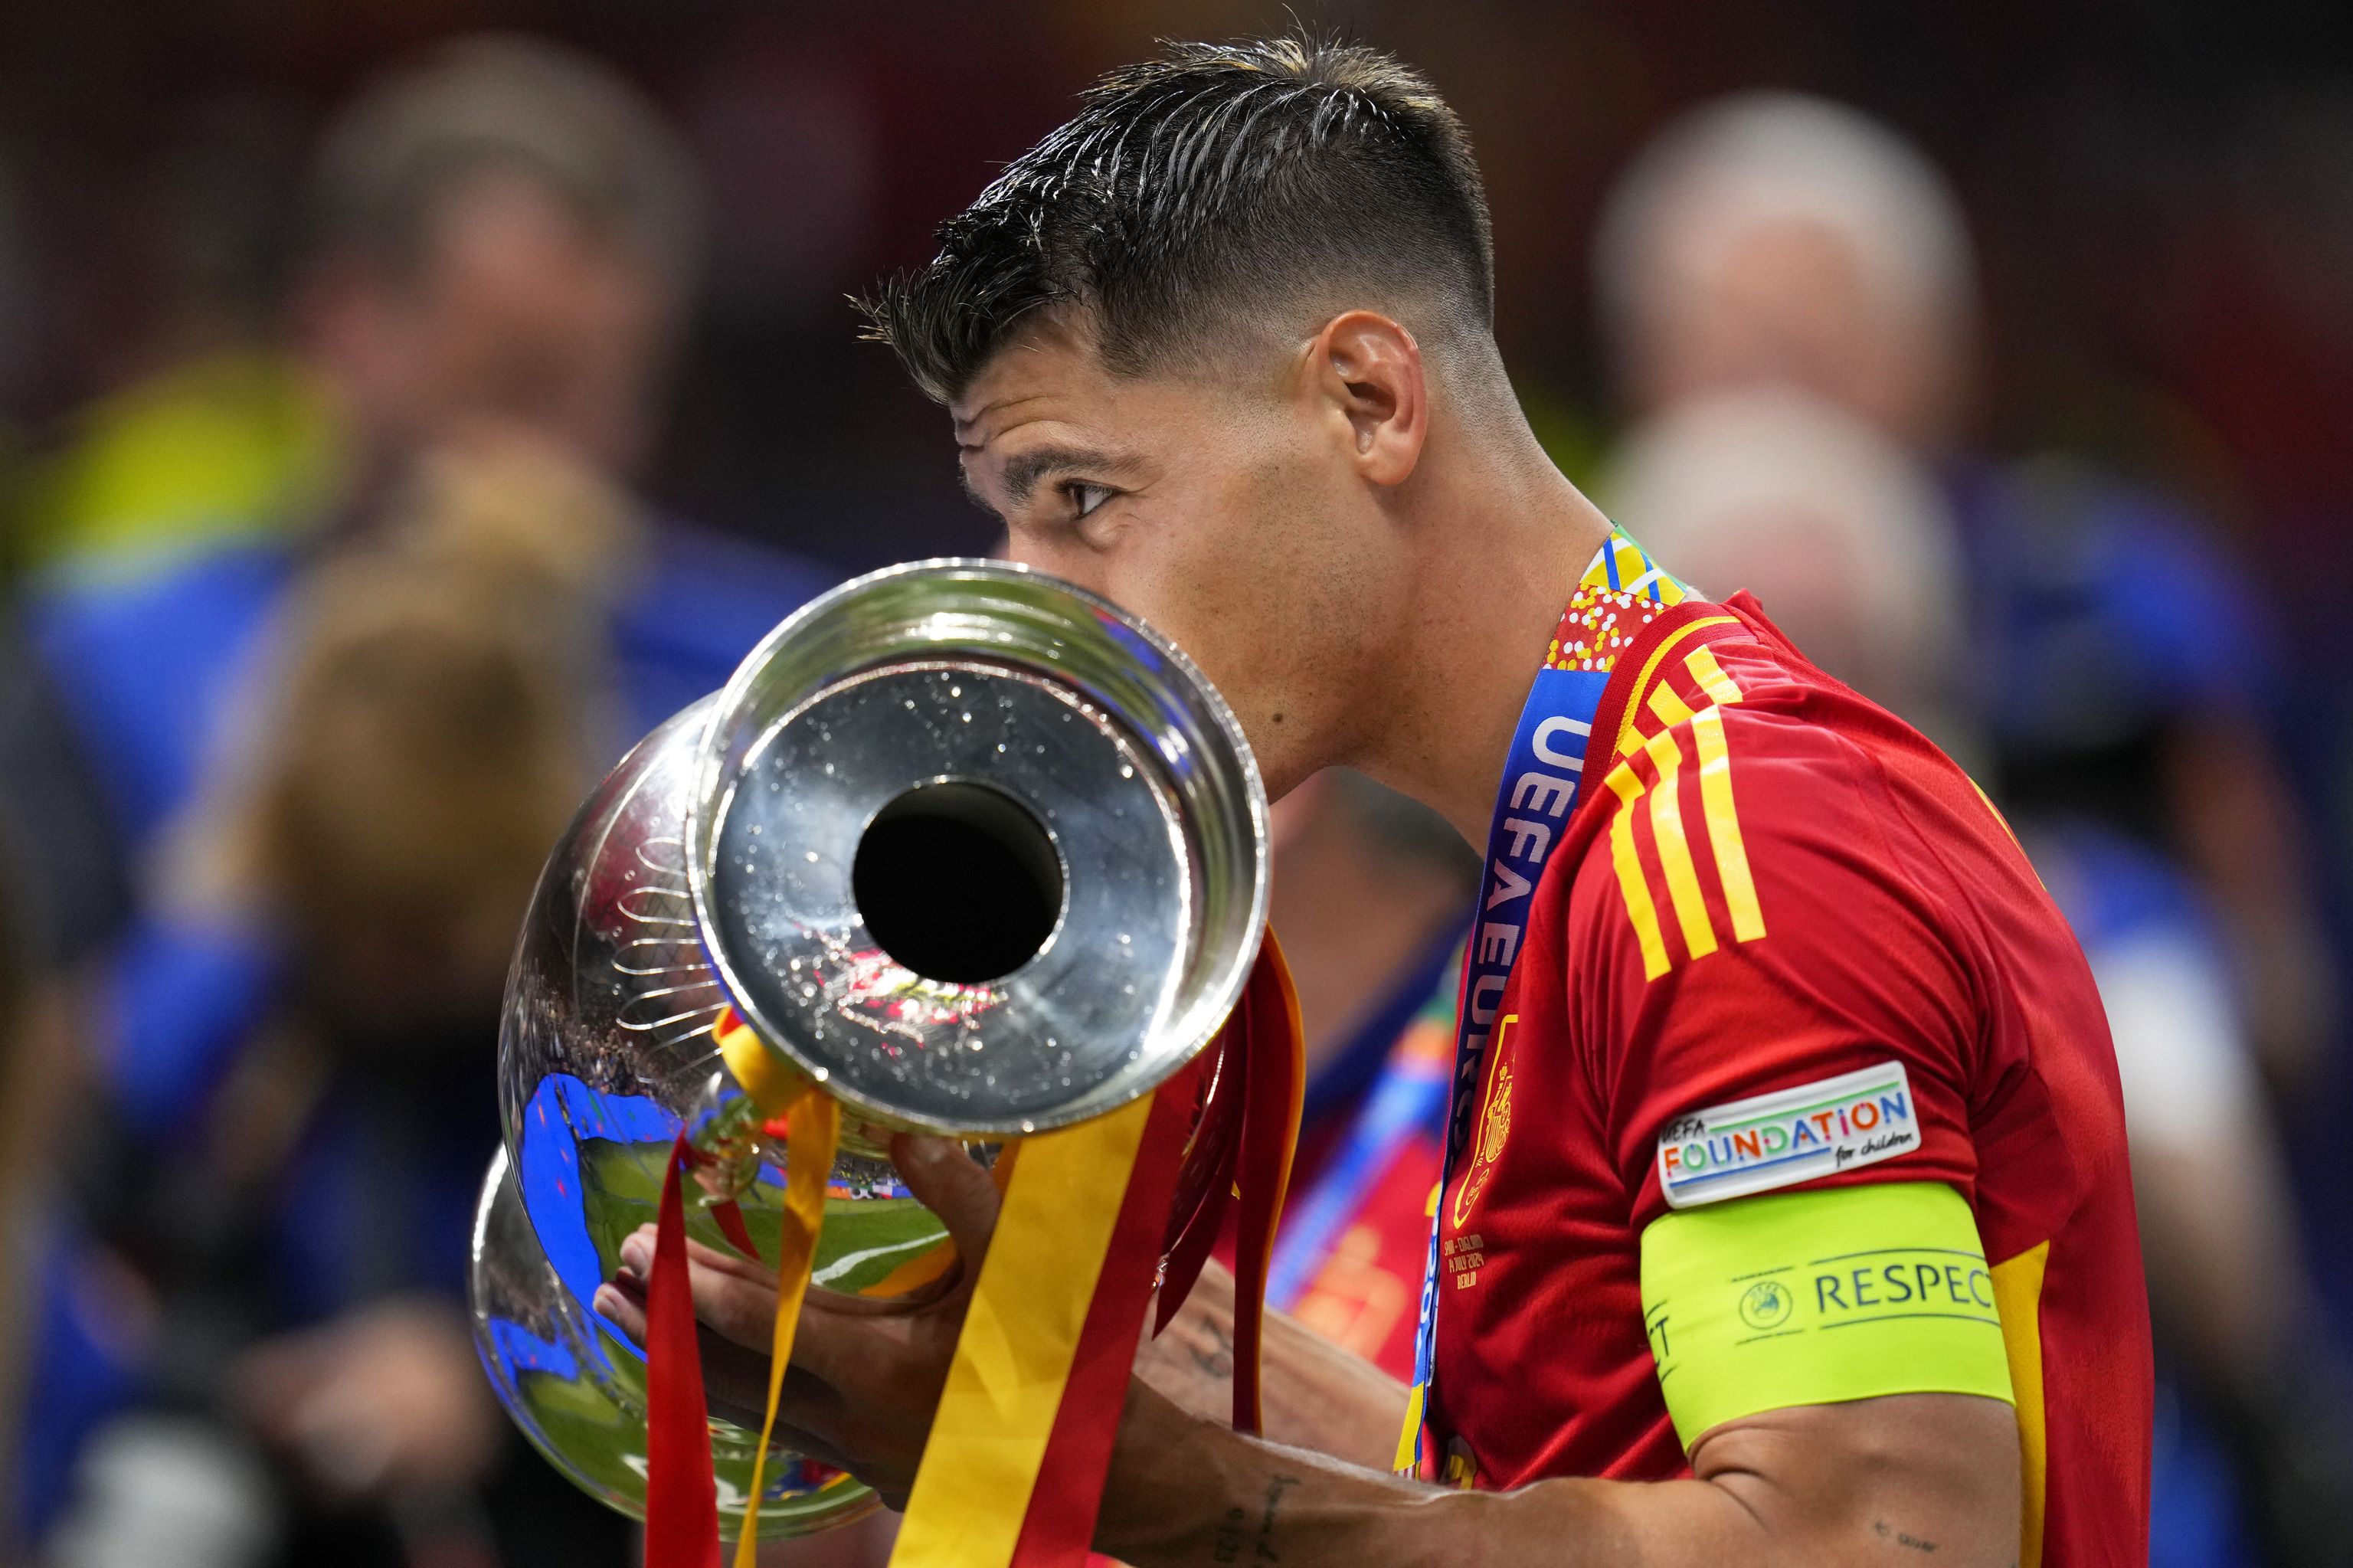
xmin=0 ymin=1 xmax=2349 ymax=1565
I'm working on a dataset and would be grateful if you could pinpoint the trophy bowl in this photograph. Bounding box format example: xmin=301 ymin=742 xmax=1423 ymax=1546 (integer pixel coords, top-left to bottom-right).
xmin=470 ymin=561 xmax=1266 ymax=1539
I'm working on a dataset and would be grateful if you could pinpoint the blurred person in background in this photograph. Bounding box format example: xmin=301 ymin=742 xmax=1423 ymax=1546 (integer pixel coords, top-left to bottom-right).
xmin=1606 ymin=385 xmax=2352 ymax=1566
xmin=1594 ymin=91 xmax=2336 ymax=1108
xmin=16 ymin=34 xmax=835 ymax=1567
xmin=0 ymin=769 xmax=97 ymax=1551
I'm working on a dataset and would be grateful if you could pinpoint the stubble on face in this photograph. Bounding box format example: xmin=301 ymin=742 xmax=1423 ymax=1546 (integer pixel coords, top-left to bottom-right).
xmin=951 ymin=319 xmax=1406 ymax=800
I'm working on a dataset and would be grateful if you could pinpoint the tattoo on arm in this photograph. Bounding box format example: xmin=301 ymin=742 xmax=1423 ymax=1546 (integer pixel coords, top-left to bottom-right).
xmin=1873 ymin=1521 xmax=1939 ymax=1553
xmin=1211 ymin=1475 xmax=1301 ymax=1563
xmin=1190 ymin=1319 xmax=1235 ymax=1383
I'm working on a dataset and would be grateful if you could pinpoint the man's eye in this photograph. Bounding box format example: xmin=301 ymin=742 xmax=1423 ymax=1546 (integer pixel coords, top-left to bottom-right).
xmin=1066 ymin=482 xmax=1116 ymax=519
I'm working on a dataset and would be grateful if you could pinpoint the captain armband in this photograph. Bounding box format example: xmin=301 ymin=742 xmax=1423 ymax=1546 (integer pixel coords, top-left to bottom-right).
xmin=1638 ymin=1180 xmax=2014 ymax=1449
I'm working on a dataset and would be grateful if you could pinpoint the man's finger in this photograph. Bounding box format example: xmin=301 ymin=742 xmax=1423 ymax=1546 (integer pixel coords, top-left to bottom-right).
xmin=592 ymin=1285 xmax=862 ymax=1470
xmin=891 ymin=1134 xmax=1001 ymax=1263
xmin=686 ymin=1233 xmax=777 ymax=1285
xmin=609 ymin=1227 xmax=782 ymax=1352
xmin=684 ymin=1252 xmax=789 ymax=1350
xmin=594 ymin=1282 xmax=650 ymax=1344
xmin=615 ymin=1222 xmax=774 ymax=1287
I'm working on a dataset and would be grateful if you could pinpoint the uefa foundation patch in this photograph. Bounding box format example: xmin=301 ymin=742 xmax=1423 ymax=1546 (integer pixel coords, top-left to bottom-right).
xmin=1656 ymin=1062 xmax=1917 ymax=1209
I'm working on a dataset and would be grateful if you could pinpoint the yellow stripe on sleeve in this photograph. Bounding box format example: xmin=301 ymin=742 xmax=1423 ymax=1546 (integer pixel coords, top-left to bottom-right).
xmin=1648 ymin=683 xmax=1697 ymax=730
xmin=1687 ymin=704 xmax=1766 ymax=943
xmin=1684 ymin=646 xmax=1743 ymax=706
xmin=1603 ymin=761 xmax=1671 ymax=980
xmin=1614 ymin=617 xmax=1739 ymax=759
xmin=1641 ymin=729 xmax=1717 ymax=964
xmin=1992 ymin=1242 xmax=2050 ymax=1568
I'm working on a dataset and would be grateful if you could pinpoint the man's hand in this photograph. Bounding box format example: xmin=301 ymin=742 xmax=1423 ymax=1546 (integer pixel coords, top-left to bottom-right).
xmin=592 ymin=1133 xmax=1000 ymax=1505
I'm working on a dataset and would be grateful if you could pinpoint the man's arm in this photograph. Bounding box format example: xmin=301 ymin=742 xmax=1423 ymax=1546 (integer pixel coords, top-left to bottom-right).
xmin=1135 ymin=1258 xmax=1406 ymax=1472
xmin=1101 ymin=1377 xmax=2019 ymax=1568
xmin=601 ymin=1137 xmax=2021 ymax=1566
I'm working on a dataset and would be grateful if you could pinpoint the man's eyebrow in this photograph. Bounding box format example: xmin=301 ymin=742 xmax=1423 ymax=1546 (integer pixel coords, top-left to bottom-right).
xmin=957 ymin=462 xmax=1002 ymax=519
xmin=992 ymin=445 xmax=1144 ymax=509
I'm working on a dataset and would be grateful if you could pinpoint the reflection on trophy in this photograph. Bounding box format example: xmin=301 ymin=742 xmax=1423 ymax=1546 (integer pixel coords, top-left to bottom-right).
xmin=468 ymin=561 xmax=1291 ymax=1557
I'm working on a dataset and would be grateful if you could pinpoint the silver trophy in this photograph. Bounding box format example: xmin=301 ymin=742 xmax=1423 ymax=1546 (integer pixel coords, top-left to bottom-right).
xmin=468 ymin=561 xmax=1268 ymax=1538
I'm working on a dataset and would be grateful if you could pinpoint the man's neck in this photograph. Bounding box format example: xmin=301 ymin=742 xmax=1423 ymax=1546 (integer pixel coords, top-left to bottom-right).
xmin=1351 ymin=423 xmax=1613 ymax=847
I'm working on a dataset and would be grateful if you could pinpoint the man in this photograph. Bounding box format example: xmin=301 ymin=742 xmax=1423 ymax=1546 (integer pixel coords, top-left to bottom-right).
xmin=610 ymin=38 xmax=2150 ymax=1565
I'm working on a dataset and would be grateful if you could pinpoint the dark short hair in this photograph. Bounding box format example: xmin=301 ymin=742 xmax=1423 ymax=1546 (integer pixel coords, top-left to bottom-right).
xmin=309 ymin=33 xmax=702 ymax=288
xmin=862 ymin=35 xmax=1494 ymax=402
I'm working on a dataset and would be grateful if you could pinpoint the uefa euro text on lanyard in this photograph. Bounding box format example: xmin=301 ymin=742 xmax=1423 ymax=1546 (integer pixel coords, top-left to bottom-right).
xmin=1393 ymin=529 xmax=1678 ymax=1477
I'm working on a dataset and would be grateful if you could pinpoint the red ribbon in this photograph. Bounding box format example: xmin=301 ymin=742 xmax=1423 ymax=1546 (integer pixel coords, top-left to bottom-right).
xmin=1228 ymin=943 xmax=1304 ymax=1436
xmin=1151 ymin=1047 xmax=1243 ymax=1337
xmin=646 ymin=1134 xmax=724 ymax=1568
xmin=711 ymin=1200 xmax=760 ymax=1262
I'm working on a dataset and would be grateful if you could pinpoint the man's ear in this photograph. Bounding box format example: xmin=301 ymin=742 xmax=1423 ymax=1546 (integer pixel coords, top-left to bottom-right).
xmin=1310 ymin=311 xmax=1428 ymax=487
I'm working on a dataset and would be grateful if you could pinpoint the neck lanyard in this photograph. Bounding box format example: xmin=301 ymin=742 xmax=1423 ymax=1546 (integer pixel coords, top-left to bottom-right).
xmin=1394 ymin=529 xmax=1684 ymax=1475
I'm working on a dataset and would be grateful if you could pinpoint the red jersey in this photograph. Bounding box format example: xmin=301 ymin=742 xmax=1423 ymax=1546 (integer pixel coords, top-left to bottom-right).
xmin=1428 ymin=594 xmax=2151 ymax=1568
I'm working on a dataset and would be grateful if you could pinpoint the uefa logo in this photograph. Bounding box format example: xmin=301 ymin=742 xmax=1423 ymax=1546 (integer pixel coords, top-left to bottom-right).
xmin=1739 ymin=1279 xmax=1794 ymax=1331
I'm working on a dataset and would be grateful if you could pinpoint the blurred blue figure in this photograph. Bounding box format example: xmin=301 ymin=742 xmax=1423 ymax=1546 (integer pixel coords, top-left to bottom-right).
xmin=1949 ymin=456 xmax=2335 ymax=1092
xmin=16 ymin=38 xmax=834 ymax=1568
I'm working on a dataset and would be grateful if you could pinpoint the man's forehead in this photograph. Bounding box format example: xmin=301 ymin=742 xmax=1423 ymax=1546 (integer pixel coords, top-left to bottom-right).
xmin=951 ymin=316 xmax=1114 ymax=449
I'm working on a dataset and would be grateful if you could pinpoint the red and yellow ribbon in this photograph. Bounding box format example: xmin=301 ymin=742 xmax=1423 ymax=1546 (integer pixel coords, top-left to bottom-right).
xmin=891 ymin=938 xmax=1301 ymax=1566
xmin=649 ymin=938 xmax=1304 ymax=1568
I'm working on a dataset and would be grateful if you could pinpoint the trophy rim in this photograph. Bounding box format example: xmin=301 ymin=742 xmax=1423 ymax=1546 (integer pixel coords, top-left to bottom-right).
xmin=682 ymin=557 xmax=1270 ymax=1136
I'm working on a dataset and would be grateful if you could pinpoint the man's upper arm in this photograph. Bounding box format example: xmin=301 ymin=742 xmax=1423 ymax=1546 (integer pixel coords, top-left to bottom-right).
xmin=1573 ymin=710 xmax=2016 ymax=1448
xmin=1684 ymin=1392 xmax=2022 ymax=1564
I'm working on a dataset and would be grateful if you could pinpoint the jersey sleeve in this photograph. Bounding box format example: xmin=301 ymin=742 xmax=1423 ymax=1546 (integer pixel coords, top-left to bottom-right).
xmin=1565 ymin=695 xmax=1991 ymax=1234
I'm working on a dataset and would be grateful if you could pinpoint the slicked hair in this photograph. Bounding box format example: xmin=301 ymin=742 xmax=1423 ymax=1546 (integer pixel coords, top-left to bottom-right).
xmin=862 ymin=35 xmax=1494 ymax=402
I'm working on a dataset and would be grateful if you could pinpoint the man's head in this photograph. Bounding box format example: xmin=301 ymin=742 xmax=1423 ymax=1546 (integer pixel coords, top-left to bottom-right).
xmin=865 ymin=37 xmax=1543 ymax=794
xmin=298 ymin=34 xmax=702 ymax=473
xmin=1595 ymin=92 xmax=1975 ymax=448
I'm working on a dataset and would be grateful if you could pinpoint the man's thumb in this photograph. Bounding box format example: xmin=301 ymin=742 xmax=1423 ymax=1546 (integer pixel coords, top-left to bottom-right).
xmin=891 ymin=1134 xmax=1003 ymax=1265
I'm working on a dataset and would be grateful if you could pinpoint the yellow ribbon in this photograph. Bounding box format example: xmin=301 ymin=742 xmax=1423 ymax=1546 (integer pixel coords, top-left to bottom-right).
xmin=886 ymin=1094 xmax=1157 ymax=1568
xmin=718 ymin=1020 xmax=838 ymax=1562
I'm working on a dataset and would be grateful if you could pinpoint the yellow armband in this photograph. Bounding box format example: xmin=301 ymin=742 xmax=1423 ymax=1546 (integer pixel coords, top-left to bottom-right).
xmin=1639 ymin=1181 xmax=2014 ymax=1449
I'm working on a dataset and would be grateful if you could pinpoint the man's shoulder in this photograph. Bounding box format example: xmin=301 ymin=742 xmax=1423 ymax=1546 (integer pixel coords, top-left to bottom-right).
xmin=1552 ymin=597 xmax=2034 ymax=987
